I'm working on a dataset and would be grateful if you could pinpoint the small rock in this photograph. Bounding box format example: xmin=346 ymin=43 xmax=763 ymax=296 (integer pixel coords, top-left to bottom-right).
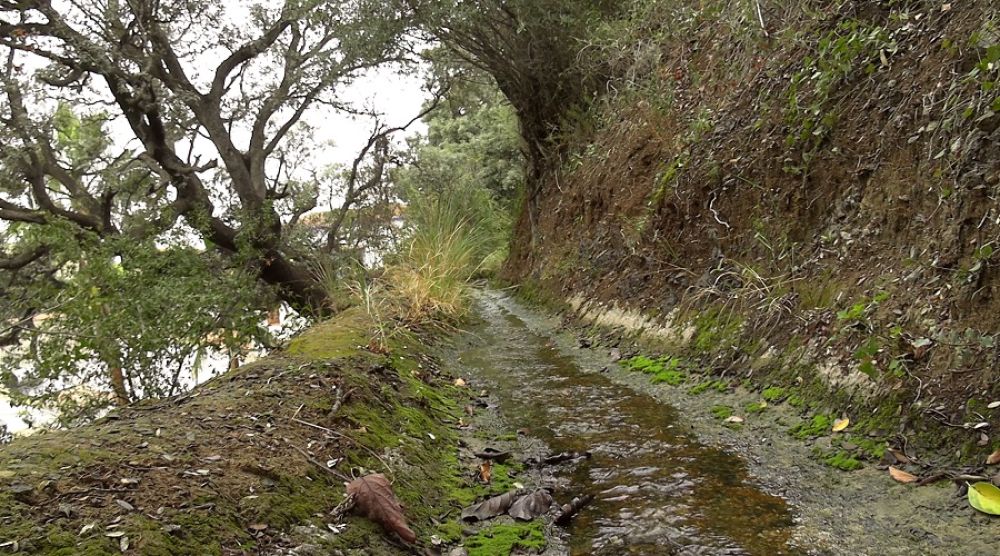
xmin=449 ymin=548 xmax=469 ymax=556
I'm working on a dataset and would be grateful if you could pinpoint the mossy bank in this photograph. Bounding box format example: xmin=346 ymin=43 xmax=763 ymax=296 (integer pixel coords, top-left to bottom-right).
xmin=0 ymin=308 xmax=509 ymax=555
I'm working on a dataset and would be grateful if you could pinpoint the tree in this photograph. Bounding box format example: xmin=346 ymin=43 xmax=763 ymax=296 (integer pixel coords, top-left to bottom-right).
xmin=0 ymin=0 xmax=419 ymax=317
xmin=1 ymin=105 xmax=271 ymax=422
xmin=0 ymin=0 xmax=436 ymax=422
xmin=403 ymin=0 xmax=623 ymax=241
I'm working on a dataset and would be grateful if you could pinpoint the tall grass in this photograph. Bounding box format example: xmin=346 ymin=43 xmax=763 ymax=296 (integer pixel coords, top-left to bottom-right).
xmin=386 ymin=197 xmax=494 ymax=323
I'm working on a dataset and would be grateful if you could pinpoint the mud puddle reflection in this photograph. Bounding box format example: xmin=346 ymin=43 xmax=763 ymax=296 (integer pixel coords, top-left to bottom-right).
xmin=458 ymin=292 xmax=800 ymax=555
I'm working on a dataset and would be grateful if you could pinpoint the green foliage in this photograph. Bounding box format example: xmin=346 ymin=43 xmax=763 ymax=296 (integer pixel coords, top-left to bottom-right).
xmin=394 ymin=66 xmax=521 ymax=275
xmin=2 ymin=234 xmax=270 ymax=423
xmin=1 ymin=106 xmax=275 ymax=423
xmin=786 ymin=21 xmax=895 ymax=149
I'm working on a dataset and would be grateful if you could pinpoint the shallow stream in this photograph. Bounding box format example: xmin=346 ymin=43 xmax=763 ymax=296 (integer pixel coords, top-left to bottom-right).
xmin=456 ymin=291 xmax=801 ymax=555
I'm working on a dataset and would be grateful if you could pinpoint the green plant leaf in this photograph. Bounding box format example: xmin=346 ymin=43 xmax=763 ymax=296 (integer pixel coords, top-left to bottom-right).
xmin=968 ymin=482 xmax=1000 ymax=515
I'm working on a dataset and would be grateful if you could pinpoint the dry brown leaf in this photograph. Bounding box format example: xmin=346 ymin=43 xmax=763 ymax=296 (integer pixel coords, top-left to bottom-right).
xmin=479 ymin=461 xmax=492 ymax=483
xmin=987 ymin=449 xmax=1000 ymax=466
xmin=508 ymin=490 xmax=553 ymax=521
xmin=461 ymin=490 xmax=520 ymax=521
xmin=346 ymin=473 xmax=417 ymax=543
xmin=886 ymin=448 xmax=912 ymax=464
xmin=889 ymin=466 xmax=918 ymax=484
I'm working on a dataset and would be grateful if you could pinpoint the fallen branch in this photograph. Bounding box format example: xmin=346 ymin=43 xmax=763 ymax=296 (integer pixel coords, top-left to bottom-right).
xmin=543 ymin=451 xmax=591 ymax=465
xmin=554 ymin=494 xmax=594 ymax=526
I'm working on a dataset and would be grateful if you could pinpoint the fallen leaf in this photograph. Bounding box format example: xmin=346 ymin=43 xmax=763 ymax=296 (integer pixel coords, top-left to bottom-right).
xmin=474 ymin=447 xmax=511 ymax=462
xmin=461 ymin=490 xmax=521 ymax=521
xmin=114 ymin=499 xmax=134 ymax=512
xmin=454 ymin=378 xmax=467 ymax=387
xmin=832 ymin=418 xmax=850 ymax=432
xmin=889 ymin=466 xmax=918 ymax=484
xmin=886 ymin=448 xmax=912 ymax=464
xmin=968 ymin=481 xmax=1000 ymax=515
xmin=120 ymin=536 xmax=129 ymax=552
xmin=989 ymin=401 xmax=1000 ymax=409
xmin=346 ymin=474 xmax=417 ymax=543
xmin=249 ymin=523 xmax=268 ymax=533
xmin=79 ymin=522 xmax=96 ymax=536
xmin=987 ymin=449 xmax=1000 ymax=466
xmin=105 ymin=531 xmax=126 ymax=538
xmin=725 ymin=416 xmax=744 ymax=424
xmin=508 ymin=490 xmax=553 ymax=521
xmin=479 ymin=461 xmax=492 ymax=483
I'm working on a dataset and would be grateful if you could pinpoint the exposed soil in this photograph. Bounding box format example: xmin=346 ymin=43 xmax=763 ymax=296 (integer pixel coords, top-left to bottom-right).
xmin=504 ymin=0 xmax=1000 ymax=470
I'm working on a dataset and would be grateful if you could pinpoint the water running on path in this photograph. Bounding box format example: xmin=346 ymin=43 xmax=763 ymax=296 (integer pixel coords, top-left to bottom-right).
xmin=456 ymin=292 xmax=800 ymax=555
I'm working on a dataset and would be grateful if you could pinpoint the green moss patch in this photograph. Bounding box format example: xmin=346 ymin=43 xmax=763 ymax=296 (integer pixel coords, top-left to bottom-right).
xmin=711 ymin=405 xmax=734 ymax=420
xmin=820 ymin=450 xmax=863 ymax=471
xmin=622 ymin=355 xmax=687 ymax=386
xmin=689 ymin=379 xmax=728 ymax=395
xmin=790 ymin=414 xmax=834 ymax=439
xmin=464 ymin=521 xmax=547 ymax=556
xmin=762 ymin=387 xmax=787 ymax=402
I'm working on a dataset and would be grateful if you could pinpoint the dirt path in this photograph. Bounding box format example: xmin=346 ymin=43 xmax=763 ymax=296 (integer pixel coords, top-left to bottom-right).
xmin=455 ymin=290 xmax=1000 ymax=556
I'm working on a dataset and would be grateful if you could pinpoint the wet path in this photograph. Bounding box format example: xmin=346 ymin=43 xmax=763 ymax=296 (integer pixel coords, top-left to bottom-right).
xmin=456 ymin=291 xmax=800 ymax=555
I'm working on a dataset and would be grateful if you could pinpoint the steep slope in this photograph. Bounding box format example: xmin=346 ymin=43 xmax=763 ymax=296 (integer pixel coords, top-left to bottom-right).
xmin=507 ymin=0 xmax=1000 ymax=462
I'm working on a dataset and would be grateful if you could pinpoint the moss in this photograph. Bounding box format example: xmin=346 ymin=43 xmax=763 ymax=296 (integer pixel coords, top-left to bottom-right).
xmin=241 ymin=474 xmax=329 ymax=530
xmin=126 ymin=513 xmax=235 ymax=556
xmin=822 ymin=450 xmax=863 ymax=471
xmin=285 ymin=308 xmax=371 ymax=360
xmin=762 ymin=386 xmax=787 ymax=402
xmin=690 ymin=308 xmax=743 ymax=353
xmin=711 ymin=405 xmax=734 ymax=420
xmin=651 ymin=369 xmax=686 ymax=385
xmin=464 ymin=521 xmax=547 ymax=556
xmin=745 ymin=401 xmax=768 ymax=414
xmin=435 ymin=520 xmax=464 ymax=544
xmin=789 ymin=414 xmax=833 ymax=439
xmin=786 ymin=394 xmax=806 ymax=408
xmin=622 ymin=355 xmax=687 ymax=386
xmin=840 ymin=436 xmax=886 ymax=460
xmin=689 ymin=380 xmax=727 ymax=395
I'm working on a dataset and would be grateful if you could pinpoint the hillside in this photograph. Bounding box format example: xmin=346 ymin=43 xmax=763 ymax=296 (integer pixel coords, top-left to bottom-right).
xmin=505 ymin=0 xmax=1000 ymax=463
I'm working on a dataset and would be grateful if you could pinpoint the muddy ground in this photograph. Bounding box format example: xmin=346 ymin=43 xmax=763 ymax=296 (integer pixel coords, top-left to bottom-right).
xmin=470 ymin=290 xmax=1000 ymax=556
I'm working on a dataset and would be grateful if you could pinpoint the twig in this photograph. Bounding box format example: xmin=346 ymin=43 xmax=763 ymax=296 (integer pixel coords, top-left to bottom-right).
xmin=554 ymin=494 xmax=594 ymax=526
xmin=288 ymin=417 xmax=394 ymax=478
xmin=291 ymin=444 xmax=351 ymax=482
xmin=709 ymin=191 xmax=731 ymax=229
xmin=756 ymin=1 xmax=770 ymax=38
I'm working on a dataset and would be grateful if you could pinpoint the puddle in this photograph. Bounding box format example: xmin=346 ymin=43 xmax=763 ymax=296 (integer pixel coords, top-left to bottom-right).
xmin=457 ymin=292 xmax=800 ymax=555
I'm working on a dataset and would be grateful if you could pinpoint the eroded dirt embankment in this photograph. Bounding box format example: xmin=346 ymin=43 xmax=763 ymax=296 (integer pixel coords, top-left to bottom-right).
xmin=505 ymin=0 xmax=1000 ymax=468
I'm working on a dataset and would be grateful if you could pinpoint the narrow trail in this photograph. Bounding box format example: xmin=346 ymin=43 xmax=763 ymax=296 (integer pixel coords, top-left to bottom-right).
xmin=455 ymin=291 xmax=800 ymax=555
